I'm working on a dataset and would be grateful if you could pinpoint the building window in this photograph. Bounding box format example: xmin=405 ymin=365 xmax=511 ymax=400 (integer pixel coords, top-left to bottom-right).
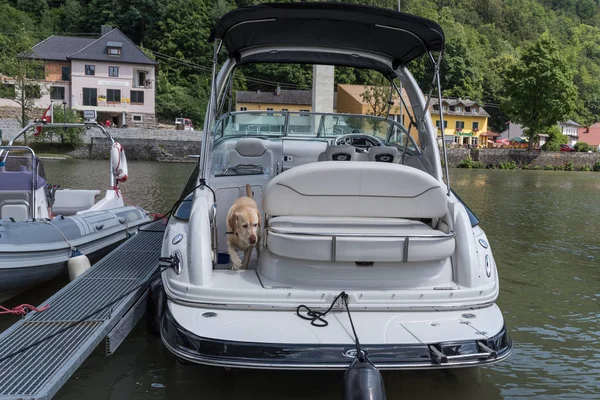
xmin=106 ymin=89 xmax=121 ymax=103
xmin=465 ymin=106 xmax=471 ymax=112
xmin=50 ymin=86 xmax=65 ymax=100
xmin=136 ymin=70 xmax=147 ymax=87
xmin=132 ymin=115 xmax=142 ymax=122
xmin=109 ymin=66 xmax=119 ymax=77
xmin=455 ymin=106 xmax=462 ymax=112
xmin=449 ymin=105 xmax=455 ymax=111
xmin=442 ymin=106 xmax=448 ymax=112
xmin=435 ymin=120 xmax=448 ymax=128
xmin=61 ymin=66 xmax=70 ymax=81
xmin=266 ymin=108 xmax=273 ymax=111
xmin=239 ymin=107 xmax=248 ymax=111
xmin=454 ymin=135 xmax=460 ymax=144
xmin=472 ymin=137 xmax=478 ymax=146
xmin=130 ymin=90 xmax=144 ymax=104
xmin=472 ymin=121 xmax=479 ymax=131
xmin=455 ymin=121 xmax=465 ymax=130
xmin=472 ymin=107 xmax=479 ymax=114
xmin=281 ymin=108 xmax=288 ymax=111
xmin=83 ymin=88 xmax=97 ymax=106
xmin=108 ymin=47 xmax=121 ymax=55
xmin=433 ymin=104 xmax=439 ymax=111
xmin=85 ymin=65 xmax=95 ymax=76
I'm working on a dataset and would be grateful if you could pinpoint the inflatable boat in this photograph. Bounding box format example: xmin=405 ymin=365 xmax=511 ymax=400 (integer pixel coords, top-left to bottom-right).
xmin=0 ymin=122 xmax=150 ymax=302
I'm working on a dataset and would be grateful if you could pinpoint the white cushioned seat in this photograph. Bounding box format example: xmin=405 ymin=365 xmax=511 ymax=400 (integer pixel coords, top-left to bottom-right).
xmin=226 ymin=137 xmax=274 ymax=175
xmin=267 ymin=216 xmax=455 ymax=262
xmin=317 ymin=145 xmax=369 ymax=162
xmin=262 ymin=162 xmax=453 ymax=263
xmin=263 ymin=161 xmax=447 ymax=218
xmin=368 ymin=146 xmax=400 ymax=163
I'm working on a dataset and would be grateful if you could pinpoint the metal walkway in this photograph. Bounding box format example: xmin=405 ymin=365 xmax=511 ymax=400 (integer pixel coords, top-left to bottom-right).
xmin=0 ymin=221 xmax=165 ymax=400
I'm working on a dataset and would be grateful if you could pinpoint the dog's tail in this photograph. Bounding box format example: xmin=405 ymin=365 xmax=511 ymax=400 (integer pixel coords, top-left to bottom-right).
xmin=246 ymin=184 xmax=253 ymax=198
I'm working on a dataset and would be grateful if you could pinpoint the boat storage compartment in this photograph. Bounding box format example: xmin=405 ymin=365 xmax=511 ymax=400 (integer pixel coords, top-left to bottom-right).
xmin=267 ymin=216 xmax=455 ymax=262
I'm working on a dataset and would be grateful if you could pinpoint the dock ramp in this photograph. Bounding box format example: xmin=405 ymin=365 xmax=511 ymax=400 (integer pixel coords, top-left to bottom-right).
xmin=0 ymin=221 xmax=165 ymax=400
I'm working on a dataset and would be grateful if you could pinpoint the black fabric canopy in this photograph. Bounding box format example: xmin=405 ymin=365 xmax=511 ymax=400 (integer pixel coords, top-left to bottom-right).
xmin=210 ymin=2 xmax=444 ymax=74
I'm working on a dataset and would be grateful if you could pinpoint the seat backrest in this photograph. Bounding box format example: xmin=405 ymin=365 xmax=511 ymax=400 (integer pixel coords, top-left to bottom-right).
xmin=368 ymin=146 xmax=400 ymax=163
xmin=317 ymin=145 xmax=356 ymax=161
xmin=263 ymin=161 xmax=447 ymax=219
xmin=227 ymin=138 xmax=274 ymax=175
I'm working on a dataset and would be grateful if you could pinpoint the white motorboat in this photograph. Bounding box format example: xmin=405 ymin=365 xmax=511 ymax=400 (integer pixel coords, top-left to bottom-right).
xmin=155 ymin=2 xmax=512 ymax=372
xmin=0 ymin=122 xmax=150 ymax=302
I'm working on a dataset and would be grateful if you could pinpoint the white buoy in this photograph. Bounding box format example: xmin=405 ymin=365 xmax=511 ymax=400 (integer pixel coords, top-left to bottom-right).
xmin=67 ymin=248 xmax=91 ymax=281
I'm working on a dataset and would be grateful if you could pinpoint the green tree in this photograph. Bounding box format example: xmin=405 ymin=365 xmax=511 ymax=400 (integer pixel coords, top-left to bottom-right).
xmin=33 ymin=107 xmax=84 ymax=146
xmin=502 ymin=32 xmax=577 ymax=151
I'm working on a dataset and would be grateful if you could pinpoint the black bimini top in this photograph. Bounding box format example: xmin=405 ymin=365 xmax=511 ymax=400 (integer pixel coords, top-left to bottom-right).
xmin=210 ymin=2 xmax=444 ymax=76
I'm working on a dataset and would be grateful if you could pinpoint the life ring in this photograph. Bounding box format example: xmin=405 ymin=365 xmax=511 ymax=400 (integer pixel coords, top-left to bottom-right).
xmin=110 ymin=142 xmax=128 ymax=183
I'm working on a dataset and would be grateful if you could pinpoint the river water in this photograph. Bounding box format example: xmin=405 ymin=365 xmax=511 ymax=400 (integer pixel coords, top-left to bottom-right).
xmin=1 ymin=161 xmax=599 ymax=399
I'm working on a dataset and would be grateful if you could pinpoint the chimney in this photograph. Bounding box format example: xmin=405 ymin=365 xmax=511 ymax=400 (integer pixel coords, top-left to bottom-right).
xmin=101 ymin=25 xmax=113 ymax=36
xmin=275 ymin=85 xmax=281 ymax=96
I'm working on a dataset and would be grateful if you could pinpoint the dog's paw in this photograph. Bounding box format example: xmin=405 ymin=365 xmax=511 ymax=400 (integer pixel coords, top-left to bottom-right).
xmin=230 ymin=255 xmax=243 ymax=270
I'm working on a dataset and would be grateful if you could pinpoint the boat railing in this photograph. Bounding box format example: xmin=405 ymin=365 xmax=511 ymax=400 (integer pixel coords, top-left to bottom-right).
xmin=0 ymin=122 xmax=117 ymax=187
xmin=0 ymin=145 xmax=39 ymax=218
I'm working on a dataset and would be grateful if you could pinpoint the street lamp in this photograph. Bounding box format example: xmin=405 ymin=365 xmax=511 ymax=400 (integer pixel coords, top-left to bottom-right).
xmin=62 ymin=100 xmax=67 ymax=121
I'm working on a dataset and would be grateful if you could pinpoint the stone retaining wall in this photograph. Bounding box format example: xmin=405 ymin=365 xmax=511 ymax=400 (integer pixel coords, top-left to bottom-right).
xmin=447 ymin=148 xmax=600 ymax=169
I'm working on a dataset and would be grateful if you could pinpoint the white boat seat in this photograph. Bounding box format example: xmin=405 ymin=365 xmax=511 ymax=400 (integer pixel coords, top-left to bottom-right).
xmin=317 ymin=145 xmax=369 ymax=162
xmin=223 ymin=138 xmax=274 ymax=175
xmin=266 ymin=216 xmax=455 ymax=262
xmin=368 ymin=146 xmax=400 ymax=163
xmin=53 ymin=189 xmax=100 ymax=216
xmin=263 ymin=161 xmax=448 ymax=219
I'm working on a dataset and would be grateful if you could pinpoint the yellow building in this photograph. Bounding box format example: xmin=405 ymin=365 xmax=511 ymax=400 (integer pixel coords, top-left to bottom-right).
xmin=336 ymin=84 xmax=410 ymax=126
xmin=430 ymin=98 xmax=490 ymax=147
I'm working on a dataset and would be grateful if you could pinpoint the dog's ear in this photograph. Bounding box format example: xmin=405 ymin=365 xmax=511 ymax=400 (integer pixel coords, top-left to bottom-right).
xmin=228 ymin=212 xmax=238 ymax=233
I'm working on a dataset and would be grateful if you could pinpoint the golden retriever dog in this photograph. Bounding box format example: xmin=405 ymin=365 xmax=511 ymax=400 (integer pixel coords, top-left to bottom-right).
xmin=226 ymin=184 xmax=261 ymax=269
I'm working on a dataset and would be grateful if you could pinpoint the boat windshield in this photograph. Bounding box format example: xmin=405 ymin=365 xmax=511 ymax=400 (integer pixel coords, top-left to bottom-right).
xmin=213 ymin=111 xmax=419 ymax=152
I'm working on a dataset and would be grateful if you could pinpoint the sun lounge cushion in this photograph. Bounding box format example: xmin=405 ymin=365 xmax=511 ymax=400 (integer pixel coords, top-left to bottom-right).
xmin=267 ymin=216 xmax=455 ymax=262
xmin=263 ymin=161 xmax=447 ymax=219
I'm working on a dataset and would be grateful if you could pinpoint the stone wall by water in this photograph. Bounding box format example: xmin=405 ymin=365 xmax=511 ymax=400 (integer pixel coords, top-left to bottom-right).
xmin=68 ymin=128 xmax=202 ymax=160
xmin=448 ymin=148 xmax=600 ymax=169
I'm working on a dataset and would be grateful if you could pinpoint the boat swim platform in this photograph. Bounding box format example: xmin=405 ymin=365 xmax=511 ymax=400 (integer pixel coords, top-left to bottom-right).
xmin=0 ymin=221 xmax=165 ymax=400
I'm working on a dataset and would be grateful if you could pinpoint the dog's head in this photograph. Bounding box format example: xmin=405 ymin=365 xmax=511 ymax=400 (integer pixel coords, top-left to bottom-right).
xmin=229 ymin=209 xmax=260 ymax=246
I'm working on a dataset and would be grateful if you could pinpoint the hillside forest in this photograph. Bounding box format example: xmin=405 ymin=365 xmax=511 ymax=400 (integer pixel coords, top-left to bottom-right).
xmin=1 ymin=0 xmax=599 ymax=138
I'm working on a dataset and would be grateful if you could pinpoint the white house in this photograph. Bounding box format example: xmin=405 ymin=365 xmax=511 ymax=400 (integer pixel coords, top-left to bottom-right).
xmin=0 ymin=25 xmax=158 ymax=128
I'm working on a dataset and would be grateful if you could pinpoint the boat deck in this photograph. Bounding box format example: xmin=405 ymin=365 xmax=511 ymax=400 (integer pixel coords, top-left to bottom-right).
xmin=0 ymin=221 xmax=165 ymax=400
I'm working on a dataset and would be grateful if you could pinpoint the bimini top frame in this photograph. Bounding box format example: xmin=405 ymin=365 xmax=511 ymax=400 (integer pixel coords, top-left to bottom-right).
xmin=201 ymin=2 xmax=450 ymax=193
xmin=210 ymin=2 xmax=444 ymax=77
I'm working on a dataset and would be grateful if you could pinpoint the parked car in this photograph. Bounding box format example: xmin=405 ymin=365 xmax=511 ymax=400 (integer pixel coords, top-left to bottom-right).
xmin=175 ymin=118 xmax=194 ymax=131
xmin=560 ymin=144 xmax=575 ymax=152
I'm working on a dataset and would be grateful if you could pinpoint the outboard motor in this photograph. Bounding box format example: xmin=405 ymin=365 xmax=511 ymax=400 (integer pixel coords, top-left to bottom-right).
xmin=343 ymin=354 xmax=387 ymax=400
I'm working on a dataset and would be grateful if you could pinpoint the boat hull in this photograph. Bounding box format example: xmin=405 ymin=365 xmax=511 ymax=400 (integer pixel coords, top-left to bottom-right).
xmin=0 ymin=206 xmax=150 ymax=302
xmin=161 ymin=302 xmax=512 ymax=370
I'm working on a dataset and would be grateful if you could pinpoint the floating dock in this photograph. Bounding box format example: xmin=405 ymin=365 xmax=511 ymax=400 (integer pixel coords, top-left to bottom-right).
xmin=0 ymin=221 xmax=165 ymax=400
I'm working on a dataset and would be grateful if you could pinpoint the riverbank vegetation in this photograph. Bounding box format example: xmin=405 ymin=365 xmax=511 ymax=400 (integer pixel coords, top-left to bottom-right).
xmin=2 ymin=0 xmax=600 ymax=134
xmin=457 ymin=155 xmax=600 ymax=171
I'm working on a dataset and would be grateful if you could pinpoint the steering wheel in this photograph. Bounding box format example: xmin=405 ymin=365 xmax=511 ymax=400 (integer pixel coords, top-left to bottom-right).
xmin=334 ymin=134 xmax=385 ymax=148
